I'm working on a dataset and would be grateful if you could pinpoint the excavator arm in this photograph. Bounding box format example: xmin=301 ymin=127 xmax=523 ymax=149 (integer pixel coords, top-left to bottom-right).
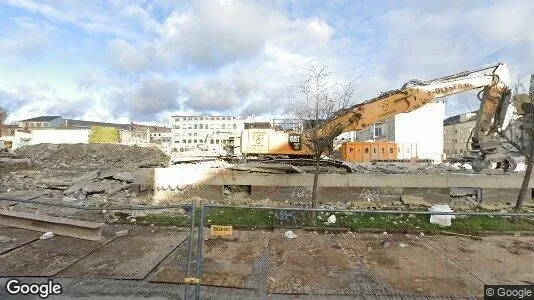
xmin=307 ymin=63 xmax=512 ymax=162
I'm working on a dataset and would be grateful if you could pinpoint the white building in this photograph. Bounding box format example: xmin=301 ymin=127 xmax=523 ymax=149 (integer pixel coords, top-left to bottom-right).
xmin=336 ymin=102 xmax=446 ymax=162
xmin=170 ymin=115 xmax=246 ymax=152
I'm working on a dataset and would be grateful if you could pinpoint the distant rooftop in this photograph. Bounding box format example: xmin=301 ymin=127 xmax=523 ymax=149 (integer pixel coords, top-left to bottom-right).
xmin=20 ymin=116 xmax=61 ymax=122
xmin=443 ymin=111 xmax=477 ymax=126
xmin=65 ymin=119 xmax=131 ymax=130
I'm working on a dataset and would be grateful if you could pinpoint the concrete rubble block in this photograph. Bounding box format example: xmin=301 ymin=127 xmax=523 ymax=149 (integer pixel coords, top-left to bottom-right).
xmin=46 ymin=170 xmax=101 ymax=190
xmin=401 ymin=195 xmax=431 ymax=207
xmin=115 ymin=230 xmax=129 ymax=237
xmin=449 ymin=187 xmax=479 ymax=197
xmin=106 ymin=182 xmax=132 ymax=196
xmin=112 ymin=172 xmax=134 ymax=183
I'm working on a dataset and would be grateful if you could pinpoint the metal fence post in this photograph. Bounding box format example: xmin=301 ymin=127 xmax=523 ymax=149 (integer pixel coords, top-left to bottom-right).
xmin=194 ymin=204 xmax=206 ymax=300
xmin=184 ymin=201 xmax=196 ymax=300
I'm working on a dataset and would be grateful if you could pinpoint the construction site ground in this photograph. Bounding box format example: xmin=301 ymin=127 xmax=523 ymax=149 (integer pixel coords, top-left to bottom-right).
xmin=2 ymin=144 xmax=534 ymax=298
xmin=1 ymin=224 xmax=533 ymax=299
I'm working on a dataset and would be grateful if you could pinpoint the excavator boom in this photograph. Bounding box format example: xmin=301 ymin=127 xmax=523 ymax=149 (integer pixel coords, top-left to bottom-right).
xmin=241 ymin=63 xmax=515 ymax=169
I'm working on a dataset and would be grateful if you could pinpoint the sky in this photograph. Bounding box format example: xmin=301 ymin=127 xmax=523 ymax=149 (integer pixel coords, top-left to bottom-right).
xmin=1 ymin=0 xmax=533 ymax=125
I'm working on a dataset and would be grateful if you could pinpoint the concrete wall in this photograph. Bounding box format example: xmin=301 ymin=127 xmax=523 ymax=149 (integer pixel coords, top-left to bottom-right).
xmin=394 ymin=102 xmax=445 ymax=162
xmin=30 ymin=129 xmax=89 ymax=145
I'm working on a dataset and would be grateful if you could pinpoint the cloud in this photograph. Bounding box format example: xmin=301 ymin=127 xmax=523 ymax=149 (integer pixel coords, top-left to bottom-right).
xmin=108 ymin=39 xmax=149 ymax=73
xmin=110 ymin=78 xmax=181 ymax=121
xmin=156 ymin=0 xmax=285 ymax=68
xmin=0 ymin=17 xmax=55 ymax=57
xmin=3 ymin=0 xmax=534 ymax=124
xmin=0 ymin=84 xmax=90 ymax=121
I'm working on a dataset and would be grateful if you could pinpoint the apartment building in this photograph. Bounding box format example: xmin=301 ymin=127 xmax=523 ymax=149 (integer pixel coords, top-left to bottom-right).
xmin=443 ymin=111 xmax=477 ymax=156
xmin=170 ymin=115 xmax=246 ymax=152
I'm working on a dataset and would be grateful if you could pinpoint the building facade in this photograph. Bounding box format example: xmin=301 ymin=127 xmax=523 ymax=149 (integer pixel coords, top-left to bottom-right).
xmin=337 ymin=102 xmax=446 ymax=161
xmin=170 ymin=115 xmax=246 ymax=152
xmin=443 ymin=112 xmax=477 ymax=157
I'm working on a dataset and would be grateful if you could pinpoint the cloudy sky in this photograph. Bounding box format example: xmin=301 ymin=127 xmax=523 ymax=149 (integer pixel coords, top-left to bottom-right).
xmin=1 ymin=0 xmax=533 ymax=125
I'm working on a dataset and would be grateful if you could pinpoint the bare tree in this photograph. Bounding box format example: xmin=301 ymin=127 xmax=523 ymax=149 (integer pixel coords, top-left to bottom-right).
xmin=288 ymin=66 xmax=358 ymax=208
xmin=493 ymin=78 xmax=534 ymax=219
xmin=0 ymin=107 xmax=7 ymax=138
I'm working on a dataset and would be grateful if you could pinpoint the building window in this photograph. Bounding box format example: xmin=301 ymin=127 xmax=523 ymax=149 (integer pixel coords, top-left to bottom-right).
xmin=176 ymin=125 xmax=180 ymax=129
xmin=188 ymin=139 xmax=192 ymax=143
xmin=216 ymin=139 xmax=219 ymax=144
xmin=199 ymin=124 xmax=203 ymax=129
xmin=205 ymin=124 xmax=208 ymax=129
xmin=210 ymin=140 xmax=214 ymax=144
xmin=222 ymin=124 xmax=226 ymax=129
xmin=182 ymin=139 xmax=186 ymax=143
xmin=454 ymin=130 xmax=457 ymax=133
xmin=374 ymin=127 xmax=382 ymax=136
xmin=194 ymin=124 xmax=198 ymax=129
xmin=233 ymin=124 xmax=237 ymax=129
xmin=193 ymin=132 xmax=198 ymax=136
xmin=194 ymin=139 xmax=197 ymax=143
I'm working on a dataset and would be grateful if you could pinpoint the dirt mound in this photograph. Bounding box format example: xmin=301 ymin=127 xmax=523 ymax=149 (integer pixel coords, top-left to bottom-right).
xmin=15 ymin=143 xmax=169 ymax=168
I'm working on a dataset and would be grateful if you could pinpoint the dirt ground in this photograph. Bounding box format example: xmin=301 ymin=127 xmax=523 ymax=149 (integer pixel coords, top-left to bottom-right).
xmin=1 ymin=226 xmax=533 ymax=298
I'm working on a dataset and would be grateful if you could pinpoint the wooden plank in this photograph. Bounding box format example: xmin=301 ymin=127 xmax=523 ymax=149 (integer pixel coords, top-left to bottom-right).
xmin=0 ymin=227 xmax=41 ymax=254
xmin=0 ymin=235 xmax=107 ymax=276
xmin=58 ymin=227 xmax=187 ymax=280
xmin=0 ymin=210 xmax=104 ymax=241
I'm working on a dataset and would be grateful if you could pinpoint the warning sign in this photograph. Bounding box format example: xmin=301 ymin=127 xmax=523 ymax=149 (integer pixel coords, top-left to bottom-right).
xmin=210 ymin=225 xmax=233 ymax=236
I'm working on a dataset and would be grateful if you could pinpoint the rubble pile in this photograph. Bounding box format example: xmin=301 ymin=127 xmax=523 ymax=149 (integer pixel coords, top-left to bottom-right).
xmin=0 ymin=169 xmax=136 ymax=204
xmin=344 ymin=161 xmax=477 ymax=174
xmin=14 ymin=143 xmax=169 ymax=168
xmin=43 ymin=170 xmax=135 ymax=202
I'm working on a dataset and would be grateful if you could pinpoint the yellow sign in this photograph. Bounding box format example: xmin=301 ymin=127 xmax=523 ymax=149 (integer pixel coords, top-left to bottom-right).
xmin=210 ymin=225 xmax=233 ymax=236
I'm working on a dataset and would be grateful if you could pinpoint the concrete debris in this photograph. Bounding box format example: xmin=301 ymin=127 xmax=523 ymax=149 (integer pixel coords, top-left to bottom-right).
xmin=115 ymin=230 xmax=129 ymax=237
xmin=399 ymin=243 xmax=408 ymax=248
xmin=0 ymin=236 xmax=14 ymax=243
xmin=380 ymin=240 xmax=391 ymax=248
xmin=0 ymin=158 xmax=32 ymax=165
xmin=284 ymin=230 xmax=297 ymax=239
xmin=230 ymin=163 xmax=303 ymax=174
xmin=40 ymin=232 xmax=54 ymax=240
xmin=449 ymin=188 xmax=478 ymax=197
xmin=343 ymin=161 xmax=478 ymax=175
xmin=112 ymin=172 xmax=134 ymax=183
xmin=14 ymin=143 xmax=168 ymax=168
xmin=401 ymin=195 xmax=431 ymax=207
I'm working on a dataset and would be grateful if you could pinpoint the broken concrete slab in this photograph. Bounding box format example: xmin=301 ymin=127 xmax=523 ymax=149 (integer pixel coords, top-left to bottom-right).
xmin=0 ymin=190 xmax=44 ymax=201
xmin=106 ymin=182 xmax=131 ymax=196
xmin=112 ymin=172 xmax=134 ymax=183
xmin=44 ymin=170 xmax=102 ymax=190
xmin=401 ymin=195 xmax=431 ymax=207
xmin=450 ymin=188 xmax=479 ymax=197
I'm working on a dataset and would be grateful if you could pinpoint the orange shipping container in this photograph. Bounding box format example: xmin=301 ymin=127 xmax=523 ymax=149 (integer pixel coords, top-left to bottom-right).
xmin=341 ymin=141 xmax=398 ymax=162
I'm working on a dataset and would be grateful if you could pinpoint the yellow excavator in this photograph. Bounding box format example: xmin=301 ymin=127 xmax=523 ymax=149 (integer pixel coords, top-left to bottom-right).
xmin=240 ymin=63 xmax=522 ymax=171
